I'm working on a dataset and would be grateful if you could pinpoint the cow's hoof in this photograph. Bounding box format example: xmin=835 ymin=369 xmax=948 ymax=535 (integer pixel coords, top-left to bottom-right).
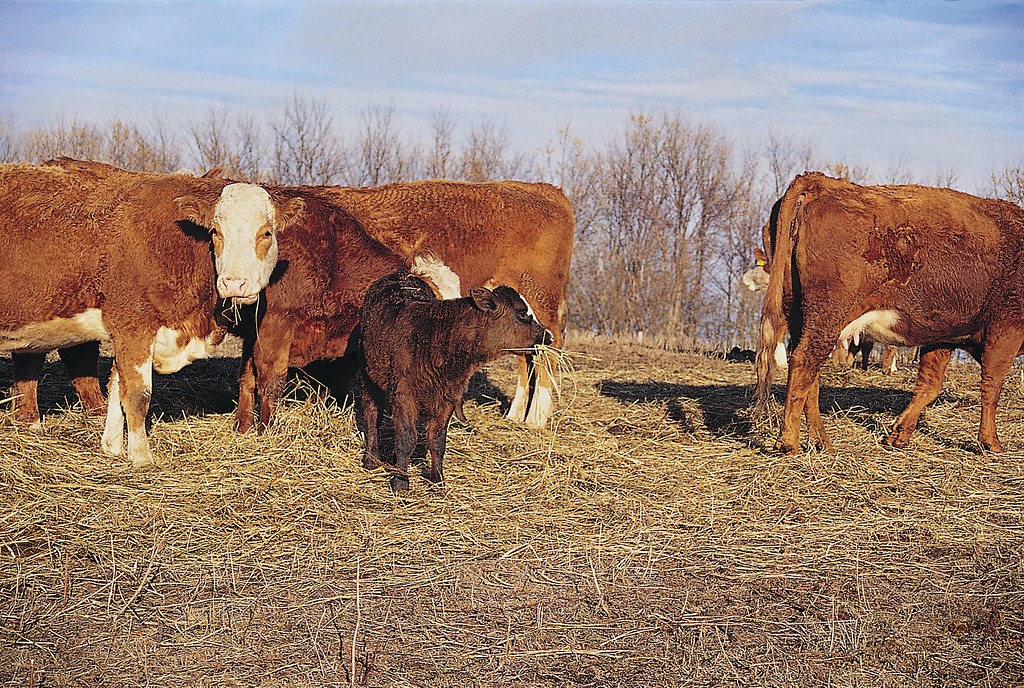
xmin=390 ymin=474 xmax=410 ymax=492
xmin=774 ymin=441 xmax=798 ymax=456
xmin=883 ymin=426 xmax=912 ymax=448
xmin=425 ymin=471 xmax=444 ymax=485
xmin=363 ymin=455 xmax=382 ymax=471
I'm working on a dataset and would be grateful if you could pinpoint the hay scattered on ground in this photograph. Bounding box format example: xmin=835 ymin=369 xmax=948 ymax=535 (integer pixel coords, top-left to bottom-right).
xmin=1 ymin=333 xmax=1022 ymax=687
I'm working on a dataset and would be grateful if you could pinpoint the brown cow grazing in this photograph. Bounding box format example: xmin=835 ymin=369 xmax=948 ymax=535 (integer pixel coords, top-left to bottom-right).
xmin=316 ymin=180 xmax=574 ymax=429
xmin=225 ymin=188 xmax=460 ymax=433
xmin=0 ymin=163 xmax=303 ymax=466
xmin=755 ymin=172 xmax=1024 ymax=454
xmin=360 ymin=270 xmax=548 ymax=492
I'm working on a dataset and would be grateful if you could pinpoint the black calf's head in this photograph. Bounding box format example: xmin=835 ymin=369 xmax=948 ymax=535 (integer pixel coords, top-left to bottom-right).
xmin=469 ymin=286 xmax=547 ymax=357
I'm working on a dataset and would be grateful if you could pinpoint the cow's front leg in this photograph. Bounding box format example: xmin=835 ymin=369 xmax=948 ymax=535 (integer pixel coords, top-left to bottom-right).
xmin=252 ymin=320 xmax=294 ymax=433
xmin=525 ymin=349 xmax=559 ymax=429
xmin=885 ymin=346 xmax=952 ymax=448
xmin=506 ymin=354 xmax=532 ymax=423
xmin=236 ymin=337 xmax=258 ymax=433
xmin=103 ymin=338 xmax=156 ymax=468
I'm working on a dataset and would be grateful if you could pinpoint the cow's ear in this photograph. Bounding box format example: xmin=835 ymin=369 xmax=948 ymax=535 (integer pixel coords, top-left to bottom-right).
xmin=754 ymin=248 xmax=767 ymax=262
xmin=277 ymin=197 xmax=306 ymax=230
xmin=470 ymin=287 xmax=497 ymax=311
xmin=174 ymin=195 xmax=214 ymax=228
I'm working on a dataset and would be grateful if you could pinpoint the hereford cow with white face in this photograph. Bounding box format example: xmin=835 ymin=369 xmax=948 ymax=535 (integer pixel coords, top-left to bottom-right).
xmin=0 ymin=163 xmax=303 ymax=467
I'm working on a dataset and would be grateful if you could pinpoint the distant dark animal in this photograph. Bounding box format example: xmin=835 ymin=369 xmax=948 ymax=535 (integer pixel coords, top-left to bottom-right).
xmin=316 ymin=180 xmax=574 ymax=429
xmin=359 ymin=270 xmax=548 ymax=492
xmin=725 ymin=346 xmax=756 ymax=363
xmin=0 ymin=162 xmax=303 ymax=466
xmin=755 ymin=172 xmax=1024 ymax=454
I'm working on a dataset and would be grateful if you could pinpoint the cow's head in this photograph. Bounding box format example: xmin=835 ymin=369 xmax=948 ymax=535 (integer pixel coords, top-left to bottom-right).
xmin=175 ymin=184 xmax=305 ymax=303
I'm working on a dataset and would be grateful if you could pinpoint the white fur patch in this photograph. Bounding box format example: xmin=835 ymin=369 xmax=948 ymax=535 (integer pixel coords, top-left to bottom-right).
xmin=411 ymin=254 xmax=462 ymax=299
xmin=102 ymin=368 xmax=124 ymax=455
xmin=741 ymin=265 xmax=770 ymax=292
xmin=774 ymin=342 xmax=789 ymax=370
xmin=152 ymin=327 xmax=219 ymax=374
xmin=838 ymin=310 xmax=905 ymax=348
xmin=506 ymin=381 xmax=530 ymax=423
xmin=525 ymin=384 xmax=554 ymax=428
xmin=0 ymin=309 xmax=107 ymax=353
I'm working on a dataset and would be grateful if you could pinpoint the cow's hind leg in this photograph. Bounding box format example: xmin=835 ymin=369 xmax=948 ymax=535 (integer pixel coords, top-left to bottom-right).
xmin=361 ymin=378 xmax=383 ymax=471
xmin=776 ymin=329 xmax=836 ymax=455
xmin=101 ymin=366 xmax=125 ymax=456
xmin=977 ymin=334 xmax=1023 ymax=452
xmin=390 ymin=397 xmax=419 ymax=492
xmin=885 ymin=346 xmax=952 ymax=448
xmin=424 ymin=407 xmax=454 ymax=485
xmin=11 ymin=352 xmax=44 ymax=429
xmin=804 ymin=377 xmax=833 ymax=452
xmin=60 ymin=342 xmax=105 ymax=415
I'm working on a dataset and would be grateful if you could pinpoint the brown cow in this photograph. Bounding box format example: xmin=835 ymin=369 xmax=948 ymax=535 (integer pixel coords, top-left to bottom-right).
xmin=746 ymin=211 xmax=902 ymax=375
xmin=755 ymin=172 xmax=1024 ymax=454
xmin=360 ymin=269 xmax=547 ymax=491
xmin=0 ymin=163 xmax=303 ymax=466
xmin=315 ymin=180 xmax=574 ymax=429
xmin=22 ymin=162 xmax=463 ymax=436
xmin=224 ymin=188 xmax=459 ymax=433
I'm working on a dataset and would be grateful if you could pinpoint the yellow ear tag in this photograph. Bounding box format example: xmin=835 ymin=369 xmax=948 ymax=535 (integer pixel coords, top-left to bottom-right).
xmin=756 ymin=259 xmax=766 ymax=266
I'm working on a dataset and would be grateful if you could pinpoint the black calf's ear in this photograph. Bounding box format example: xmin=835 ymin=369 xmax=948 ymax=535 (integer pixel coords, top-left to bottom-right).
xmin=470 ymin=287 xmax=497 ymax=311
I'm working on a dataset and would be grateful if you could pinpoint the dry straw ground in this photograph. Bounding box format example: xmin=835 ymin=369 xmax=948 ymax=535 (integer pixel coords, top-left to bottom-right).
xmin=1 ymin=332 xmax=1023 ymax=687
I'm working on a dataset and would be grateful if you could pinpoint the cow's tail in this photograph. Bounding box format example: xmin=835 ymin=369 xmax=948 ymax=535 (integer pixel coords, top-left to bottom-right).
xmin=753 ymin=179 xmax=809 ymax=416
xmin=411 ymin=251 xmax=462 ymax=299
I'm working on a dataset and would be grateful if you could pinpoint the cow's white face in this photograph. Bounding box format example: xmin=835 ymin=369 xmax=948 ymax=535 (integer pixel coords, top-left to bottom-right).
xmin=177 ymin=183 xmax=304 ymax=304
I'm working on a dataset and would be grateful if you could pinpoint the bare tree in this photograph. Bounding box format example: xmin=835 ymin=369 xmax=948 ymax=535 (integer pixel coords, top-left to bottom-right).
xmin=0 ymin=114 xmax=20 ymax=163
xmin=349 ymin=101 xmax=413 ymax=186
xmin=268 ymin=92 xmax=344 ymax=185
xmin=457 ymin=119 xmax=534 ymax=182
xmin=989 ymin=161 xmax=1024 ymax=206
xmin=424 ymin=107 xmax=456 ymax=179
xmin=22 ymin=117 xmax=105 ymax=163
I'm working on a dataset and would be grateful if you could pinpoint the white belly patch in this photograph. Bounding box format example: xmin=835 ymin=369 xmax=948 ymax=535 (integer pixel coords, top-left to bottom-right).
xmin=0 ymin=309 xmax=108 ymax=353
xmin=152 ymin=327 xmax=219 ymax=374
xmin=838 ymin=309 xmax=906 ymax=348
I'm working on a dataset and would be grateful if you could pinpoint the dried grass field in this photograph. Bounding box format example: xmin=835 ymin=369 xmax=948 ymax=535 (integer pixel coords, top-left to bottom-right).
xmin=2 ymin=332 xmax=1023 ymax=687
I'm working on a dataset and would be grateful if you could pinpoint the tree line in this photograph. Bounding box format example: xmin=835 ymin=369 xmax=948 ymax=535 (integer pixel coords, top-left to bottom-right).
xmin=2 ymin=94 xmax=1021 ymax=350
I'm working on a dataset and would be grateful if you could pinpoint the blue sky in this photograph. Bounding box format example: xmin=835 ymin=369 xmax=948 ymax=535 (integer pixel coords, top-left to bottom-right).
xmin=1 ymin=0 xmax=1022 ymax=191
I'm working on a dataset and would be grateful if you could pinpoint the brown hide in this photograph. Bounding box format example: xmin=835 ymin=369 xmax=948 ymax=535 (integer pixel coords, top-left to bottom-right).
xmin=315 ymin=179 xmax=574 ymax=428
xmin=0 ymin=163 xmax=230 ymax=465
xmin=359 ymin=270 xmax=546 ymax=491
xmin=229 ymin=188 xmax=407 ymax=432
xmin=756 ymin=172 xmax=1024 ymax=453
